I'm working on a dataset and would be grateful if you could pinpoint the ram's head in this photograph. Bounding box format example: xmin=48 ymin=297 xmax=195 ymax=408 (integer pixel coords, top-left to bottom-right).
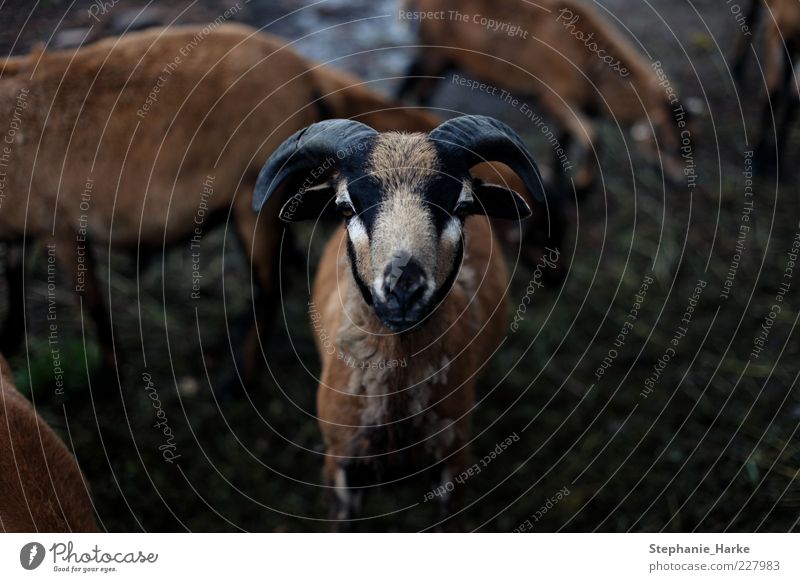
xmin=253 ymin=115 xmax=547 ymax=332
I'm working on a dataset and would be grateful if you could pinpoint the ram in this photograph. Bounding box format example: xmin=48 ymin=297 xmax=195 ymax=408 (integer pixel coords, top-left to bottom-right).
xmin=730 ymin=0 xmax=800 ymax=174
xmin=397 ymin=0 xmax=691 ymax=195
xmin=253 ymin=115 xmax=544 ymax=527
xmin=0 ymin=354 xmax=97 ymax=531
xmin=0 ymin=23 xmax=473 ymax=384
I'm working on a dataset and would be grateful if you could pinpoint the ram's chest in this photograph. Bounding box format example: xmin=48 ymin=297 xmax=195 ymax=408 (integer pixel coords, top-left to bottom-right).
xmin=334 ymin=310 xmax=467 ymax=466
xmin=352 ymin=358 xmax=458 ymax=457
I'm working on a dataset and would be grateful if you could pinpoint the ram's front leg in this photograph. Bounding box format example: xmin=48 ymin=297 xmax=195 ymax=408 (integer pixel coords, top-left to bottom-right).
xmin=430 ymin=448 xmax=469 ymax=532
xmin=318 ymin=376 xmax=371 ymax=531
xmin=323 ymin=454 xmax=365 ymax=531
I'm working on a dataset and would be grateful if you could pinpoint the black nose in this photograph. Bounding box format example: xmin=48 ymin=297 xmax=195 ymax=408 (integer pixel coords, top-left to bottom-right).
xmin=374 ymin=252 xmax=429 ymax=332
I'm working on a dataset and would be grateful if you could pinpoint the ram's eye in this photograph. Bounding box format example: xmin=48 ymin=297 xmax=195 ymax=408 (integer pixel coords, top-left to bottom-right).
xmin=336 ymin=201 xmax=355 ymax=218
xmin=454 ymin=202 xmax=472 ymax=218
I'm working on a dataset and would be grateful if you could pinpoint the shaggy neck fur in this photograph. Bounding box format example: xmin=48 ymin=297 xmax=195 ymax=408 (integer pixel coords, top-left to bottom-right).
xmin=334 ymin=241 xmax=477 ymax=454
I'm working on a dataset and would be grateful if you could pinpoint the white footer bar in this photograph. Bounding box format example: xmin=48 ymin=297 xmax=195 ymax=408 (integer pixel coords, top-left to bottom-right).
xmin=1 ymin=533 xmax=797 ymax=581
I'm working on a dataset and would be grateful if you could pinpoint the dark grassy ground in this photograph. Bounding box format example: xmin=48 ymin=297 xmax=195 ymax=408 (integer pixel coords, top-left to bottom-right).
xmin=1 ymin=0 xmax=799 ymax=531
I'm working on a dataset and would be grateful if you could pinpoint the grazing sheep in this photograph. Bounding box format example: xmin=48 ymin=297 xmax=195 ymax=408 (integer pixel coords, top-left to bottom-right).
xmin=253 ymin=115 xmax=545 ymax=527
xmin=0 ymin=23 xmax=473 ymax=384
xmin=397 ymin=0 xmax=691 ymax=194
xmin=0 ymin=353 xmax=97 ymax=531
xmin=730 ymin=0 xmax=800 ymax=175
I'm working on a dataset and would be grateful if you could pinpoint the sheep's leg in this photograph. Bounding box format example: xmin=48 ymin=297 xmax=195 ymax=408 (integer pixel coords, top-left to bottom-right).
xmin=554 ymin=130 xmax=593 ymax=202
xmin=512 ymin=127 xmax=570 ymax=282
xmin=508 ymin=96 xmax=578 ymax=283
xmin=520 ymin=196 xmax=567 ymax=285
xmin=755 ymin=38 xmax=796 ymax=176
xmin=231 ymin=186 xmax=283 ymax=389
xmin=434 ymin=465 xmax=455 ymax=522
xmin=537 ymin=92 xmax=597 ymax=196
xmin=434 ymin=452 xmax=469 ymax=531
xmin=755 ymin=92 xmax=780 ymax=175
xmin=775 ymin=92 xmax=799 ymax=177
xmin=396 ymin=55 xmax=427 ymax=102
xmin=763 ymin=17 xmax=786 ymax=100
xmin=396 ymin=52 xmax=453 ymax=106
xmin=0 ymin=244 xmax=24 ymax=350
xmin=323 ymin=456 xmax=364 ymax=531
xmin=774 ymin=45 xmax=799 ymax=177
xmin=555 ymin=130 xmax=572 ymax=177
xmin=731 ymin=0 xmax=762 ymax=84
xmin=52 ymin=235 xmax=117 ymax=373
xmin=0 ymin=243 xmax=25 ymax=354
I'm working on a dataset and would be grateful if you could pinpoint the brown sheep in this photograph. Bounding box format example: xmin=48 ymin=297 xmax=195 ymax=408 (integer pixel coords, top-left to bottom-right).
xmin=397 ymin=0 xmax=691 ymax=195
xmin=0 ymin=353 xmax=98 ymax=531
xmin=730 ymin=0 xmax=800 ymax=175
xmin=252 ymin=115 xmax=546 ymax=528
xmin=0 ymin=23 xmax=494 ymax=385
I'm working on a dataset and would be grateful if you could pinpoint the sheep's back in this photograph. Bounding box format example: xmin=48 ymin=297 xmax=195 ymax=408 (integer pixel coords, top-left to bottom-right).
xmin=0 ymin=24 xmax=320 ymax=246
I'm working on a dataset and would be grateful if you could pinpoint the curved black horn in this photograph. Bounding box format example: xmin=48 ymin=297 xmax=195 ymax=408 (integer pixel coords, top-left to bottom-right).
xmin=252 ymin=119 xmax=377 ymax=212
xmin=429 ymin=115 xmax=547 ymax=201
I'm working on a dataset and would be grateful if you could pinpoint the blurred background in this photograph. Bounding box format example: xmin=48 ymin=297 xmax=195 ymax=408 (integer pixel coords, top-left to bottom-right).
xmin=0 ymin=0 xmax=798 ymax=532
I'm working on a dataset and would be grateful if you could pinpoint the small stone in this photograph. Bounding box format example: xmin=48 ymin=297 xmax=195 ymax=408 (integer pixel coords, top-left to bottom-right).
xmin=109 ymin=7 xmax=167 ymax=35
xmin=53 ymin=28 xmax=92 ymax=49
xmin=178 ymin=376 xmax=200 ymax=397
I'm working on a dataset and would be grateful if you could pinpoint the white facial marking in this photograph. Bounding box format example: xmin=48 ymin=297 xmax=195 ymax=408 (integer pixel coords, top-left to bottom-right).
xmin=433 ymin=215 xmax=465 ymax=288
xmin=372 ymin=274 xmax=386 ymax=302
xmin=339 ymin=178 xmax=374 ymax=287
xmin=443 ymin=217 xmax=461 ymax=245
xmin=335 ymin=180 xmax=351 ymax=205
xmin=421 ymin=275 xmax=436 ymax=303
xmin=347 ymin=215 xmax=368 ymax=245
xmin=457 ymin=180 xmax=474 ymax=206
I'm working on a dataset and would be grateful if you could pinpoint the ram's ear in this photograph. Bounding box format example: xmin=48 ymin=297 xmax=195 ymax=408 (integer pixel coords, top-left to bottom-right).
xmin=277 ymin=182 xmax=337 ymax=223
xmin=470 ymin=179 xmax=532 ymax=220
